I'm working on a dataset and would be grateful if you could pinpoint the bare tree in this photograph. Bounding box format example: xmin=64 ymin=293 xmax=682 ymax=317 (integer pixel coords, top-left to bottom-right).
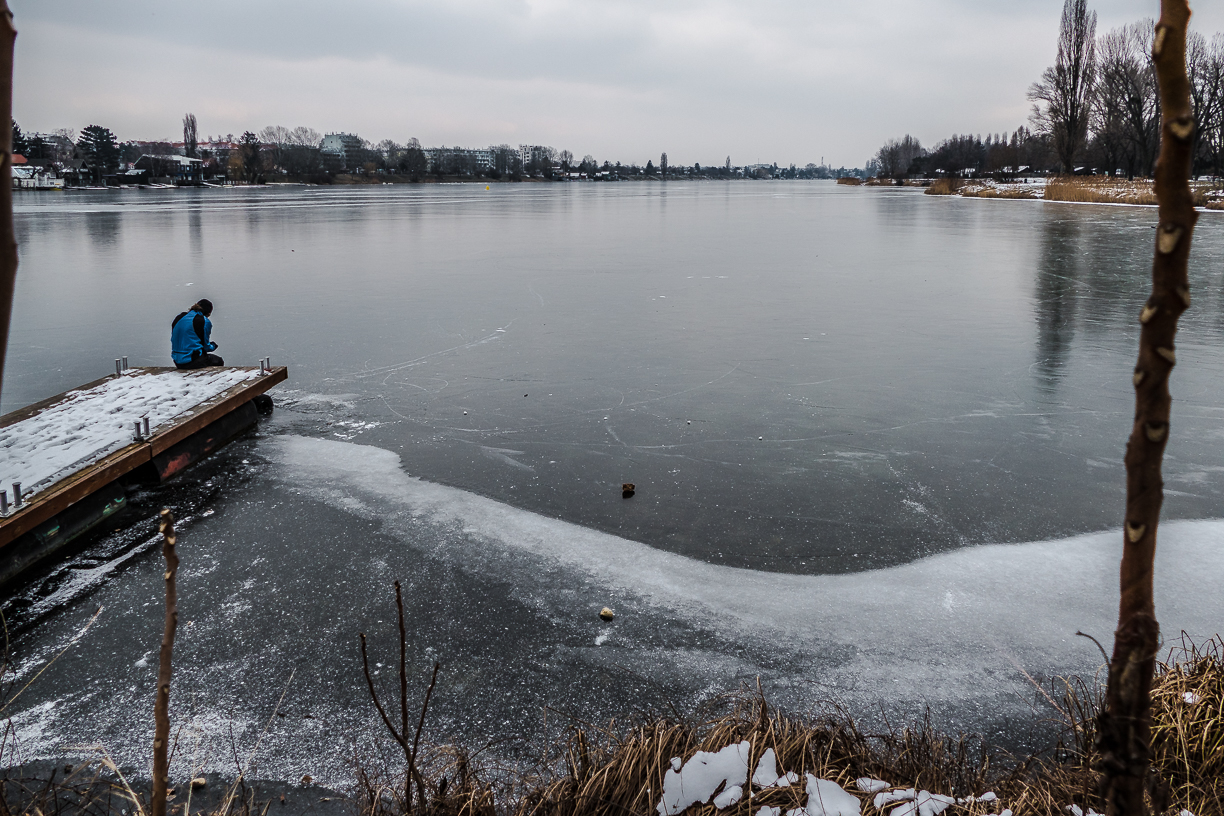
xmin=875 ymin=134 xmax=923 ymax=182
xmin=182 ymin=113 xmax=198 ymax=158
xmin=1096 ymin=5 xmax=1196 ymax=815
xmin=1029 ymin=0 xmax=1098 ymax=173
xmin=258 ymin=125 xmax=292 ymax=145
xmin=1095 ymin=22 xmax=1160 ymax=178
xmin=1187 ymin=32 xmax=1224 ymax=175
xmin=660 ymin=151 xmax=668 ymax=177
xmin=150 ymin=509 xmax=180 ymax=816
xmin=288 ymin=126 xmax=322 ymax=148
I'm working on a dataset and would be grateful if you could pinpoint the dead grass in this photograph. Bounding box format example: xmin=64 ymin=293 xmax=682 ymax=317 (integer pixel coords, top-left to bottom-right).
xmin=1 ymin=629 xmax=1218 ymax=816
xmin=960 ymin=184 xmax=1042 ymax=200
xmin=836 ymin=177 xmax=863 ymax=186
xmin=1044 ymin=176 xmax=1160 ymax=205
xmin=1042 ymin=175 xmax=1224 ymax=207
xmin=924 ymin=178 xmax=961 ymax=196
xmin=1150 ymin=635 xmax=1224 ymax=816
xmin=500 ymin=637 xmax=1223 ymax=816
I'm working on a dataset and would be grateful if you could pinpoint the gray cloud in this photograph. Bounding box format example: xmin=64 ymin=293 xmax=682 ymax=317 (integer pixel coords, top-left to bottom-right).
xmin=12 ymin=1 xmax=1224 ymax=167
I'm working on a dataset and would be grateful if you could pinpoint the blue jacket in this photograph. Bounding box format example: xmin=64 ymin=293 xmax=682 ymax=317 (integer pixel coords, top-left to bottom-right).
xmin=171 ymin=309 xmax=216 ymax=364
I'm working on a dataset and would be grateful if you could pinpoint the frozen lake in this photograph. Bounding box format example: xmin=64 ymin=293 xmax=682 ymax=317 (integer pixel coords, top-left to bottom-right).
xmin=3 ymin=182 xmax=1224 ymax=783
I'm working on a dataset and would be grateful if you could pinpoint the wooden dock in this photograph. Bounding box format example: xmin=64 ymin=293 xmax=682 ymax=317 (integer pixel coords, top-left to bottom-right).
xmin=0 ymin=366 xmax=286 ymax=578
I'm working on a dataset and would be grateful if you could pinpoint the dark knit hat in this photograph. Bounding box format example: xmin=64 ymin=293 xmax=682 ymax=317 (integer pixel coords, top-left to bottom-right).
xmin=196 ymin=298 xmax=213 ymax=316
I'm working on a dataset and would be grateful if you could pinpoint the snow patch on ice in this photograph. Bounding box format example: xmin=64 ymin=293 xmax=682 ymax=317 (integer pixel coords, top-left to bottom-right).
xmin=266 ymin=436 xmax=1224 ymax=712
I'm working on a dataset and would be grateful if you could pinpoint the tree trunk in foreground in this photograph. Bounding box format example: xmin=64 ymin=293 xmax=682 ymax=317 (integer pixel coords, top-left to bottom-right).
xmin=0 ymin=2 xmax=16 ymax=407
xmin=1097 ymin=4 xmax=1197 ymax=815
xmin=151 ymin=509 xmax=180 ymax=816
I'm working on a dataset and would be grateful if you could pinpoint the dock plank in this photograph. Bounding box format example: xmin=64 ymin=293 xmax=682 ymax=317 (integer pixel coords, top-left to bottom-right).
xmin=149 ymin=368 xmax=286 ymax=456
xmin=0 ymin=366 xmax=288 ymax=550
xmin=0 ymin=444 xmax=150 ymax=547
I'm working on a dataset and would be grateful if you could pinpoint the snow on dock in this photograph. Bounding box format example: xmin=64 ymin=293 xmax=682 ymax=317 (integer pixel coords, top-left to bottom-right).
xmin=1 ymin=368 xmax=261 ymax=502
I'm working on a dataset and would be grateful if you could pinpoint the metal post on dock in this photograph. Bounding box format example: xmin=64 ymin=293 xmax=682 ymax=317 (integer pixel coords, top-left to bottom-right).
xmin=12 ymin=483 xmax=21 ymax=508
xmin=259 ymin=359 xmax=265 ymax=375
xmin=0 ymin=490 xmax=8 ymax=514
xmin=115 ymin=359 xmax=122 ymax=376
xmin=122 ymin=356 xmax=128 ymax=371
xmin=143 ymin=416 xmax=150 ymax=437
xmin=134 ymin=420 xmax=143 ymax=441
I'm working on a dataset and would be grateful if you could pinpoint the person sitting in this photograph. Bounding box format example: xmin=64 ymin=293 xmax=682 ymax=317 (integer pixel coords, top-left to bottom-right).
xmin=171 ymin=299 xmax=223 ymax=369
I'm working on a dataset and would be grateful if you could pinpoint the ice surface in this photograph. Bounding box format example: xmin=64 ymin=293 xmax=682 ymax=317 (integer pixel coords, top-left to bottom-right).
xmin=267 ymin=436 xmax=1224 ymax=714
xmin=657 ymin=741 xmax=751 ymax=816
xmin=855 ymin=779 xmax=889 ymax=794
xmin=802 ymin=776 xmax=860 ymax=816
xmin=1 ymin=369 xmax=258 ymax=499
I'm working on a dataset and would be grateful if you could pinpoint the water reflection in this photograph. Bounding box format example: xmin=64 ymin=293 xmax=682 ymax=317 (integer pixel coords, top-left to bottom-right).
xmin=1033 ymin=215 xmax=1084 ymax=393
xmin=84 ymin=211 xmax=122 ymax=250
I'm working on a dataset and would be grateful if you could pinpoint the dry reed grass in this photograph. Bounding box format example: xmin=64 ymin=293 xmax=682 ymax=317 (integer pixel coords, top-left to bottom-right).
xmin=497 ymin=637 xmax=1223 ymax=816
xmin=1042 ymin=175 xmax=1224 ymax=207
xmin=925 ymin=179 xmax=1039 ymax=199
xmin=836 ymin=178 xmax=863 ymax=186
xmin=924 ymin=178 xmax=961 ymax=196
xmin=1149 ymin=636 xmax=1224 ymax=816
xmin=1044 ymin=176 xmax=1160 ymax=205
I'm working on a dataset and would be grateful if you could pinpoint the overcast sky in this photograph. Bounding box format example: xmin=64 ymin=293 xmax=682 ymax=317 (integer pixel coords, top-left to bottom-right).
xmin=12 ymin=1 xmax=1224 ymax=168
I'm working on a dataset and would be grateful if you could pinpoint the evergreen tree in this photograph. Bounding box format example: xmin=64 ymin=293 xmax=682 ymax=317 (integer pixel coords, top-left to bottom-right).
xmin=239 ymin=131 xmax=262 ymax=182
xmin=10 ymin=119 xmax=26 ymax=156
xmin=76 ymin=124 xmax=120 ymax=182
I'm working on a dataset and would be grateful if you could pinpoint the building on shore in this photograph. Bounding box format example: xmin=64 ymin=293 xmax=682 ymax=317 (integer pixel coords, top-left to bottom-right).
xmin=12 ymin=165 xmax=64 ymax=189
xmin=321 ymin=133 xmax=374 ymax=171
xmin=133 ymin=154 xmax=204 ymax=185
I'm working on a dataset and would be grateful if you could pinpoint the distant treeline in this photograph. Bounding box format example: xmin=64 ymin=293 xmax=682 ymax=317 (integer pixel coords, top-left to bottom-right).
xmin=873 ymin=0 xmax=1224 ymax=181
xmin=12 ymin=120 xmax=864 ymax=186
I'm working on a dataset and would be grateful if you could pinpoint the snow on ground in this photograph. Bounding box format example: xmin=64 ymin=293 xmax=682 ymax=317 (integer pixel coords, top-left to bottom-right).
xmin=801 ymin=776 xmax=861 ymax=816
xmin=1 ymin=368 xmax=258 ymax=501
xmin=658 ymin=741 xmax=751 ymax=816
xmin=659 ymin=742 xmax=861 ymax=816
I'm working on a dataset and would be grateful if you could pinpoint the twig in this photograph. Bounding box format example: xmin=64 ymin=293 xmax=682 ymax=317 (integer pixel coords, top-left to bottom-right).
xmin=2 ymin=605 xmax=102 ymax=714
xmin=151 ymin=508 xmax=179 ymax=816
xmin=218 ymin=669 xmax=296 ymax=816
xmin=1098 ymin=5 xmax=1198 ymax=816
xmin=1076 ymin=630 xmax=1111 ymax=666
xmin=359 ymin=582 xmax=442 ymax=814
xmin=410 ymin=662 xmax=440 ymax=809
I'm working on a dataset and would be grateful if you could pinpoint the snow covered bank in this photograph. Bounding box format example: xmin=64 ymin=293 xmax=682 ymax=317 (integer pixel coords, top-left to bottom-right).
xmin=1 ymin=368 xmax=259 ymax=501
xmin=268 ymin=435 xmax=1224 ymax=712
